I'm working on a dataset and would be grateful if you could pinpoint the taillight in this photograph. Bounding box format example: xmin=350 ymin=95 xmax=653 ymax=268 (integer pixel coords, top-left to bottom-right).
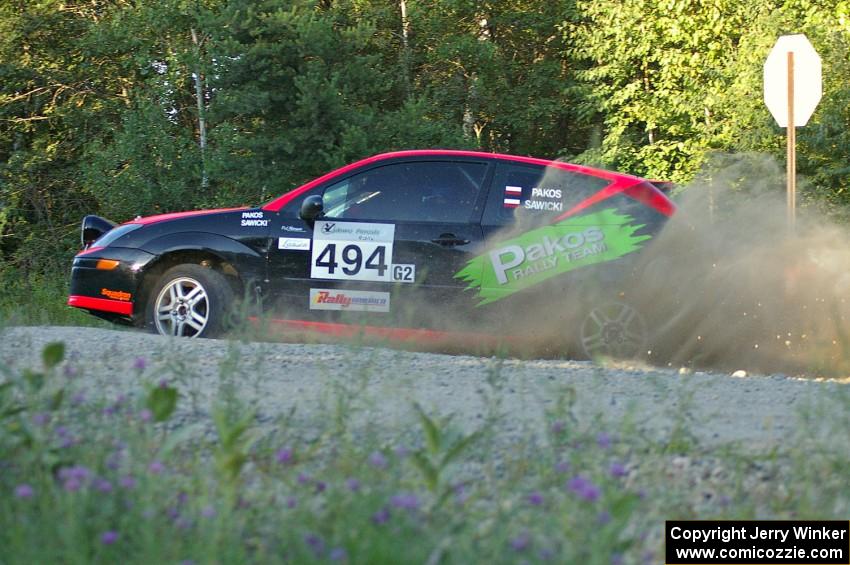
xmin=623 ymin=181 xmax=676 ymax=217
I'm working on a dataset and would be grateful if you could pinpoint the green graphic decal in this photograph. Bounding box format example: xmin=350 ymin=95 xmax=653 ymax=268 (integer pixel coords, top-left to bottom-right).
xmin=455 ymin=208 xmax=651 ymax=306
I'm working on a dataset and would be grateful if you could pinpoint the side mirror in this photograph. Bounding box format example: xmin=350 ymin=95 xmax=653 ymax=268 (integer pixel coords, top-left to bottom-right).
xmin=299 ymin=195 xmax=324 ymax=223
xmin=81 ymin=215 xmax=116 ymax=247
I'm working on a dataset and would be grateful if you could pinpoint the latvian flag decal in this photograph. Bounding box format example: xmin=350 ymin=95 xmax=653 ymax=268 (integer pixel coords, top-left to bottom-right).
xmin=504 ymin=185 xmax=522 ymax=208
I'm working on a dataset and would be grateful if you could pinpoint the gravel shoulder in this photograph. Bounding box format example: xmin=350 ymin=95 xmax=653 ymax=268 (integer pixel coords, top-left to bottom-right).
xmin=2 ymin=326 xmax=848 ymax=453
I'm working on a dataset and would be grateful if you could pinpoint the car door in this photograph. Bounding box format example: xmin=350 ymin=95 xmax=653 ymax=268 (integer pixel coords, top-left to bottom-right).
xmin=266 ymin=159 xmax=491 ymax=329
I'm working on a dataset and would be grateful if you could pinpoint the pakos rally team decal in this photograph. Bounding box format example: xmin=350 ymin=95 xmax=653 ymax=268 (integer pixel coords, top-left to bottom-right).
xmin=454 ymin=208 xmax=650 ymax=306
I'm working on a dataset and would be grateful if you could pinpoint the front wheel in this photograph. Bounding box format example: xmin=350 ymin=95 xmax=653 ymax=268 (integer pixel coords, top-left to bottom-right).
xmin=579 ymin=301 xmax=648 ymax=360
xmin=145 ymin=264 xmax=234 ymax=338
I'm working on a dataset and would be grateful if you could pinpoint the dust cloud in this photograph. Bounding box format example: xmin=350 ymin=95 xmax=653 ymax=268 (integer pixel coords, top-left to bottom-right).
xmin=627 ymin=153 xmax=850 ymax=376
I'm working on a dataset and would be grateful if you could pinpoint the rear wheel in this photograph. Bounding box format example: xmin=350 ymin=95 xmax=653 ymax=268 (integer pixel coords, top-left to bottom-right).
xmin=580 ymin=301 xmax=648 ymax=359
xmin=145 ymin=264 xmax=234 ymax=338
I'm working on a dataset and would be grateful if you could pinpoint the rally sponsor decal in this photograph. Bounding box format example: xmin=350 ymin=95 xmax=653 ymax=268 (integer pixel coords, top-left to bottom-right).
xmin=309 ymin=289 xmax=390 ymax=312
xmin=241 ymin=211 xmax=269 ymax=227
xmin=311 ymin=221 xmax=395 ymax=282
xmin=281 ymin=225 xmax=305 ymax=233
xmin=454 ymin=208 xmax=651 ymax=306
xmin=278 ymin=237 xmax=311 ymax=251
xmin=101 ymin=288 xmax=131 ymax=301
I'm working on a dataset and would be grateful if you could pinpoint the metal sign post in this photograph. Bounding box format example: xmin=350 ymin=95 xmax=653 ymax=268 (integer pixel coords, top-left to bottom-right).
xmin=786 ymin=51 xmax=795 ymax=227
xmin=763 ymin=34 xmax=821 ymax=228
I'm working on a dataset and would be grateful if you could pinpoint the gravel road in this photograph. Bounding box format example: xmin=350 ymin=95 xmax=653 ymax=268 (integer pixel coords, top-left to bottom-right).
xmin=2 ymin=325 xmax=848 ymax=454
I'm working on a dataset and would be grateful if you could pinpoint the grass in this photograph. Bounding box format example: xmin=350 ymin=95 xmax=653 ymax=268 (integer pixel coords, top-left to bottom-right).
xmin=1 ymin=339 xmax=849 ymax=564
xmin=0 ymin=268 xmax=108 ymax=328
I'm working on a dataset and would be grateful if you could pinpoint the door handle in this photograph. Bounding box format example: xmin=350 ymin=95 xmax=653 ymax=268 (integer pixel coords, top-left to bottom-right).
xmin=431 ymin=233 xmax=470 ymax=246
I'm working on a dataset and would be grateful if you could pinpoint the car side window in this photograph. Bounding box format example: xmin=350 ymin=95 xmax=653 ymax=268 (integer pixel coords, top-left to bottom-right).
xmin=320 ymin=161 xmax=487 ymax=223
xmin=483 ymin=163 xmax=611 ymax=226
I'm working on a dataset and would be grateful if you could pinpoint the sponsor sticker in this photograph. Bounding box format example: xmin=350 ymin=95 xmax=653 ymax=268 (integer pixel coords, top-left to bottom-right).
xmin=101 ymin=288 xmax=131 ymax=301
xmin=311 ymin=221 xmax=395 ymax=282
xmin=454 ymin=208 xmax=651 ymax=306
xmin=281 ymin=225 xmax=305 ymax=233
xmin=309 ymin=289 xmax=390 ymax=312
xmin=278 ymin=237 xmax=311 ymax=251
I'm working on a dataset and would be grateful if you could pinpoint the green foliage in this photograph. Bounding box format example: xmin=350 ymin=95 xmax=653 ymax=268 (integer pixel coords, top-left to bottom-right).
xmin=410 ymin=402 xmax=481 ymax=501
xmin=145 ymin=383 xmax=178 ymax=423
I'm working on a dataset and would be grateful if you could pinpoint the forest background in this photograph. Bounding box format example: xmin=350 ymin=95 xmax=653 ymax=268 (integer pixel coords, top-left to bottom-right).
xmin=2 ymin=0 xmax=850 ymax=307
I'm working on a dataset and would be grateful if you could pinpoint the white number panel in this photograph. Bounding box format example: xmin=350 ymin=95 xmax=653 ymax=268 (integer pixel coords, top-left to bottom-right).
xmin=311 ymin=221 xmax=395 ymax=282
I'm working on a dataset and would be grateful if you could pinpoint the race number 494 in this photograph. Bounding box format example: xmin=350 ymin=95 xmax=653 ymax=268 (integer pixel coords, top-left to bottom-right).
xmin=311 ymin=221 xmax=395 ymax=282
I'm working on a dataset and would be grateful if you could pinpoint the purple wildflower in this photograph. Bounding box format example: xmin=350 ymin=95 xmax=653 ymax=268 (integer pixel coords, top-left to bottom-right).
xmin=329 ymin=547 xmax=348 ymax=561
xmin=555 ymin=460 xmax=571 ymax=473
xmin=597 ymin=510 xmax=611 ymax=524
xmin=148 ymin=460 xmax=165 ymax=474
xmin=100 ymin=530 xmax=119 ymax=545
xmin=71 ymin=392 xmax=86 ymax=406
xmin=106 ymin=452 xmax=122 ymax=470
xmin=371 ymin=507 xmax=390 ymax=525
xmin=14 ymin=484 xmax=34 ymax=499
xmin=286 ymin=496 xmax=297 ymax=508
xmin=132 ymin=357 xmax=147 ymax=371
xmin=31 ymin=413 xmax=50 ymax=426
xmin=454 ymin=483 xmax=469 ymax=505
xmin=275 ymin=447 xmax=294 ymax=465
xmin=59 ymin=465 xmax=91 ymax=491
xmin=304 ymin=533 xmax=325 ymax=557
xmin=539 ymin=548 xmax=556 ymax=561
xmin=297 ymin=472 xmax=311 ymax=485
xmin=596 ymin=432 xmax=612 ymax=449
xmin=64 ymin=364 xmax=79 ymax=378
xmin=55 ymin=426 xmax=70 ymax=438
xmin=139 ymin=409 xmax=152 ymax=423
xmin=94 ymin=478 xmax=113 ymax=493
xmin=60 ymin=436 xmax=78 ymax=449
xmin=201 ymin=505 xmax=216 ymax=519
xmin=609 ymin=461 xmax=628 ymax=478
xmin=567 ymin=475 xmax=601 ymax=502
xmin=611 ymin=553 xmax=624 ymax=565
xmin=315 ymin=481 xmax=327 ymax=493
xmin=394 ymin=445 xmax=410 ymax=458
xmin=551 ymin=420 xmax=565 ymax=434
xmin=390 ymin=492 xmax=419 ymax=510
xmin=510 ymin=532 xmax=531 ymax=552
xmin=368 ymin=451 xmax=387 ymax=469
xmin=345 ymin=477 xmax=361 ymax=492
xmin=158 ymin=379 xmax=168 ymax=389
xmin=527 ymin=491 xmax=544 ymax=506
xmin=119 ymin=475 xmax=136 ymax=490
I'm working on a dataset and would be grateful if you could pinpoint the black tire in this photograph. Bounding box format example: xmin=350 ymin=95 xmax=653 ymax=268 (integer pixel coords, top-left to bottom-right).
xmin=145 ymin=264 xmax=235 ymax=338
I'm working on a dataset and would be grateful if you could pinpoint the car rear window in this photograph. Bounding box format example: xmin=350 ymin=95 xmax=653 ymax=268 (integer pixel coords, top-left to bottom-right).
xmin=483 ymin=162 xmax=610 ymax=226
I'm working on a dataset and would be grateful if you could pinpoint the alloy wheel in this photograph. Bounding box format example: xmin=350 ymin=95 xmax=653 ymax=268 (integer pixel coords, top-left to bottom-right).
xmin=153 ymin=277 xmax=209 ymax=337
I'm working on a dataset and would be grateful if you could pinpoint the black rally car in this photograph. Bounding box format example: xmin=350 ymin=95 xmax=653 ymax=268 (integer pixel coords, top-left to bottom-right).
xmin=68 ymin=150 xmax=675 ymax=357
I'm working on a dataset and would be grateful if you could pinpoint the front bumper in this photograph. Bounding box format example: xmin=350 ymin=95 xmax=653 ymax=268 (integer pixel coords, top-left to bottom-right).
xmin=68 ymin=247 xmax=157 ymax=320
